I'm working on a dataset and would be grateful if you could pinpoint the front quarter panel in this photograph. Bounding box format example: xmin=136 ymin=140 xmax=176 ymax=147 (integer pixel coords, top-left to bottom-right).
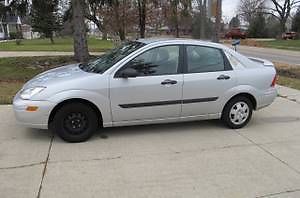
xmin=46 ymin=89 xmax=112 ymax=127
xmin=32 ymin=74 xmax=113 ymax=127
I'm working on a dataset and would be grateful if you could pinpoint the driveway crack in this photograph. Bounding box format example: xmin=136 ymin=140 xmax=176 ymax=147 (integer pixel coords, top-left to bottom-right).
xmin=0 ymin=162 xmax=44 ymax=170
xmin=49 ymin=156 xmax=122 ymax=164
xmin=256 ymin=188 xmax=300 ymax=198
xmin=235 ymin=130 xmax=300 ymax=175
xmin=37 ymin=133 xmax=54 ymax=198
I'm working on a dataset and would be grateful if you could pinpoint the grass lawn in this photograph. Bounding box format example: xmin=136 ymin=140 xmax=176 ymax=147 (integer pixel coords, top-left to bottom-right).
xmin=0 ymin=56 xmax=76 ymax=104
xmin=260 ymin=39 xmax=300 ymax=51
xmin=277 ymin=76 xmax=300 ymax=90
xmin=274 ymin=62 xmax=300 ymax=91
xmin=0 ymin=82 xmax=24 ymax=104
xmin=0 ymin=37 xmax=114 ymax=52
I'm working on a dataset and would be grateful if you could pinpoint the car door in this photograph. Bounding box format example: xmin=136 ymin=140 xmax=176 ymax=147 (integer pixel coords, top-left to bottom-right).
xmin=182 ymin=45 xmax=236 ymax=117
xmin=110 ymin=45 xmax=184 ymax=124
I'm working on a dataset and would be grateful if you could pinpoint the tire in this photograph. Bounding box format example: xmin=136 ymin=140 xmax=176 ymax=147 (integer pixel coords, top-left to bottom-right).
xmin=221 ymin=96 xmax=253 ymax=129
xmin=52 ymin=103 xmax=98 ymax=143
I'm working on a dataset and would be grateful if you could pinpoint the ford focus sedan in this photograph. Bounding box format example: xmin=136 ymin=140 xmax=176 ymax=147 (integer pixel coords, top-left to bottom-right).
xmin=13 ymin=39 xmax=277 ymax=142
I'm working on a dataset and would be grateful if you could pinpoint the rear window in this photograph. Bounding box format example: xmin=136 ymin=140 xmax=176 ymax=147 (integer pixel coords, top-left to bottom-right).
xmin=224 ymin=51 xmax=245 ymax=70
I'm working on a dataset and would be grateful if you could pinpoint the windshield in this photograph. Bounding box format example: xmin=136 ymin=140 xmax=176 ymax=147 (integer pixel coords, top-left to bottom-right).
xmin=79 ymin=41 xmax=146 ymax=73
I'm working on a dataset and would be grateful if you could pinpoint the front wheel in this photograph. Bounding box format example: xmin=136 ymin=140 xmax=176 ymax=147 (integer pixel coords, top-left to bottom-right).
xmin=52 ymin=103 xmax=98 ymax=143
xmin=222 ymin=96 xmax=253 ymax=129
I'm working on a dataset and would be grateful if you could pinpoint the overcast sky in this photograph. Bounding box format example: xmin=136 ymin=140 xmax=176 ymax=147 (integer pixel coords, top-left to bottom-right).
xmin=222 ymin=0 xmax=239 ymax=22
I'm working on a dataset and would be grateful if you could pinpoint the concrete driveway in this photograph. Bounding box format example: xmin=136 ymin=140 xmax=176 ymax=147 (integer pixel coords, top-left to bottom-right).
xmin=1 ymin=87 xmax=300 ymax=198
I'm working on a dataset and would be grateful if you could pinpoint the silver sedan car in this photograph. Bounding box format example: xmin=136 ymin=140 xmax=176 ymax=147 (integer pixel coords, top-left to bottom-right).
xmin=13 ymin=39 xmax=277 ymax=142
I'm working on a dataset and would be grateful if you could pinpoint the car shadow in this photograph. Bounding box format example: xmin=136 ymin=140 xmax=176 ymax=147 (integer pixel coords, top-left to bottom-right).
xmin=24 ymin=128 xmax=54 ymax=141
xmin=93 ymin=119 xmax=227 ymax=140
xmin=25 ymin=120 xmax=229 ymax=142
xmin=258 ymin=116 xmax=300 ymax=123
xmin=24 ymin=115 xmax=300 ymax=143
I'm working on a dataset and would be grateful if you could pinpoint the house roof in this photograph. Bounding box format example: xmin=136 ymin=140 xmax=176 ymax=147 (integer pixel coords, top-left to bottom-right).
xmin=0 ymin=15 xmax=21 ymax=24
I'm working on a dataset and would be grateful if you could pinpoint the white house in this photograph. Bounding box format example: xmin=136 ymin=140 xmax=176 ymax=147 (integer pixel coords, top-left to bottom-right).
xmin=0 ymin=0 xmax=22 ymax=39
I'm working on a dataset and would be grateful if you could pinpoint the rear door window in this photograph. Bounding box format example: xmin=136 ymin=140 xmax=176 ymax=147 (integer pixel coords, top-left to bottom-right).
xmin=186 ymin=45 xmax=225 ymax=73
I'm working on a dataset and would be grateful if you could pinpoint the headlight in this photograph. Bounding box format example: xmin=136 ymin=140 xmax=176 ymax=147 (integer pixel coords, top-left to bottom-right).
xmin=20 ymin=87 xmax=46 ymax=100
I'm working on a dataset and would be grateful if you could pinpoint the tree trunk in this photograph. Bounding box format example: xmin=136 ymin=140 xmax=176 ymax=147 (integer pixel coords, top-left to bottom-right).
xmin=200 ymin=0 xmax=207 ymax=39
xmin=212 ymin=0 xmax=221 ymax=43
xmin=138 ymin=0 xmax=146 ymax=38
xmin=72 ymin=0 xmax=89 ymax=63
xmin=113 ymin=0 xmax=126 ymax=41
xmin=118 ymin=28 xmax=125 ymax=41
xmin=94 ymin=21 xmax=107 ymax=40
xmin=50 ymin=35 xmax=54 ymax=44
xmin=172 ymin=1 xmax=179 ymax=38
xmin=15 ymin=24 xmax=23 ymax=45
xmin=280 ymin=19 xmax=287 ymax=35
xmin=102 ymin=29 xmax=108 ymax=40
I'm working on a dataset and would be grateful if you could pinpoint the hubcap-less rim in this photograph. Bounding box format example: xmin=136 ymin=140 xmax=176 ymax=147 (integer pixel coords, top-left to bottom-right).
xmin=229 ymin=102 xmax=249 ymax=125
xmin=63 ymin=112 xmax=88 ymax=135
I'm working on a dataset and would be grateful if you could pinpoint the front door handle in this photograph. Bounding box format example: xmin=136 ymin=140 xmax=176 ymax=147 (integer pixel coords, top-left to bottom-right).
xmin=161 ymin=79 xmax=178 ymax=85
xmin=217 ymin=75 xmax=231 ymax=80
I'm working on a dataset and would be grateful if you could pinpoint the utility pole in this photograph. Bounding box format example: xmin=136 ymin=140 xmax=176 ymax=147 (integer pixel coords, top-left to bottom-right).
xmin=212 ymin=0 xmax=221 ymax=43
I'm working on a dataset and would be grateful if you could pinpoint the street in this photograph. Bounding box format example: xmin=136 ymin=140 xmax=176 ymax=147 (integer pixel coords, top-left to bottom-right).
xmin=1 ymin=86 xmax=300 ymax=198
xmin=231 ymin=45 xmax=300 ymax=66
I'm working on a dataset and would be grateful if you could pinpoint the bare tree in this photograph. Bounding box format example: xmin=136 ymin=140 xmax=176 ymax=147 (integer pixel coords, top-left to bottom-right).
xmin=267 ymin=0 xmax=300 ymax=34
xmin=137 ymin=0 xmax=146 ymax=38
xmin=169 ymin=0 xmax=192 ymax=38
xmin=109 ymin=0 xmax=128 ymax=41
xmin=212 ymin=0 xmax=221 ymax=42
xmin=194 ymin=0 xmax=207 ymax=38
xmin=84 ymin=0 xmax=109 ymax=40
xmin=238 ymin=0 xmax=266 ymax=24
xmin=72 ymin=0 xmax=89 ymax=63
xmin=170 ymin=0 xmax=180 ymax=37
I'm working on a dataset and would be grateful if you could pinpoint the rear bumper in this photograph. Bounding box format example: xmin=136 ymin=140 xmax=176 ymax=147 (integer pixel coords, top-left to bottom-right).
xmin=256 ymin=88 xmax=277 ymax=110
xmin=13 ymin=96 xmax=56 ymax=129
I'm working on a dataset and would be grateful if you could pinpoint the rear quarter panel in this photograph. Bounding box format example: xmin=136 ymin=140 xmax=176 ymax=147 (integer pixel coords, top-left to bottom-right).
xmin=234 ymin=66 xmax=277 ymax=109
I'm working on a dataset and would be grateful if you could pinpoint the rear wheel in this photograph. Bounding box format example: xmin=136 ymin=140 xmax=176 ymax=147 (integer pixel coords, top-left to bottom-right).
xmin=52 ymin=103 xmax=98 ymax=142
xmin=222 ymin=96 xmax=253 ymax=129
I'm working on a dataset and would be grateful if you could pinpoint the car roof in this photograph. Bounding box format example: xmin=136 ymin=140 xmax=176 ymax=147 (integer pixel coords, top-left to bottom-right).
xmin=137 ymin=38 xmax=224 ymax=49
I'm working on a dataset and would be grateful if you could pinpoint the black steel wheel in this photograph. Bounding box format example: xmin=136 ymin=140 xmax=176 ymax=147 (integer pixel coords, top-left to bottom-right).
xmin=53 ymin=103 xmax=98 ymax=142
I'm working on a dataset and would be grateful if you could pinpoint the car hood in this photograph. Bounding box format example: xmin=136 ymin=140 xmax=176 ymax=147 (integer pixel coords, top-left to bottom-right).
xmin=24 ymin=63 xmax=95 ymax=88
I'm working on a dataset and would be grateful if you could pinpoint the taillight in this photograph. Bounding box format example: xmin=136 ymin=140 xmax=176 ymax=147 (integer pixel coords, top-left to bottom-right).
xmin=271 ymin=75 xmax=277 ymax=87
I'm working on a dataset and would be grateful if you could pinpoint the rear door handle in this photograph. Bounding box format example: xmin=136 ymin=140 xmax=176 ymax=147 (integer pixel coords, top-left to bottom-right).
xmin=217 ymin=75 xmax=231 ymax=80
xmin=161 ymin=79 xmax=178 ymax=85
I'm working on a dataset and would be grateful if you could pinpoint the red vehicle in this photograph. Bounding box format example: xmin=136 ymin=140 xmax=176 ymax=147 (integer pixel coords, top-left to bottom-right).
xmin=225 ymin=28 xmax=247 ymax=39
xmin=282 ymin=32 xmax=297 ymax=40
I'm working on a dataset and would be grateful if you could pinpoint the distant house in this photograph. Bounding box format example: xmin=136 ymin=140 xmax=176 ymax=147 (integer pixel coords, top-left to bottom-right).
xmin=0 ymin=0 xmax=22 ymax=39
xmin=0 ymin=0 xmax=39 ymax=40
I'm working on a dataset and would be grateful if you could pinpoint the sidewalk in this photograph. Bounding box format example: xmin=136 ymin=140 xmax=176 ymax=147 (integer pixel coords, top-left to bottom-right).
xmin=277 ymin=85 xmax=300 ymax=104
xmin=0 ymin=51 xmax=104 ymax=58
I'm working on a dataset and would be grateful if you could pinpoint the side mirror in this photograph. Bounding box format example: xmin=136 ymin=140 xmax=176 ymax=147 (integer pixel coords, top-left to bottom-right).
xmin=119 ymin=68 xmax=139 ymax=78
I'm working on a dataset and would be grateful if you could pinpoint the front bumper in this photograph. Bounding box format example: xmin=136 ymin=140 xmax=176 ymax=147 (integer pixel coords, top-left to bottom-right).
xmin=13 ymin=96 xmax=57 ymax=129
